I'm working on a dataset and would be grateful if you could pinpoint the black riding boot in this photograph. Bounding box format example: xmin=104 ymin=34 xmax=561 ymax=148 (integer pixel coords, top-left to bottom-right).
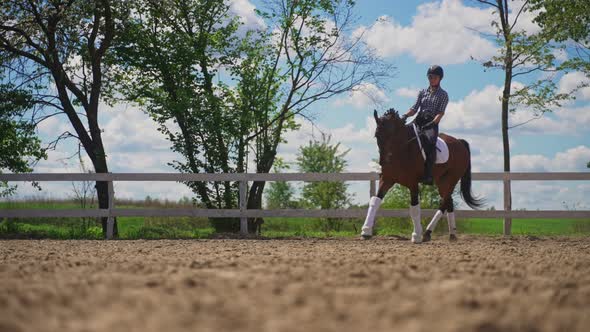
xmin=420 ymin=124 xmax=438 ymax=185
xmin=422 ymin=147 xmax=435 ymax=185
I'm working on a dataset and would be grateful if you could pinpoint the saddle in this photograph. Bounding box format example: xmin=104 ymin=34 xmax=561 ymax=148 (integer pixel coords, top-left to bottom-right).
xmin=411 ymin=123 xmax=449 ymax=164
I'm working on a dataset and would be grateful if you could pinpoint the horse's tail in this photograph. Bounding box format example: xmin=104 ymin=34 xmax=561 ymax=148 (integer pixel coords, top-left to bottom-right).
xmin=459 ymin=139 xmax=485 ymax=210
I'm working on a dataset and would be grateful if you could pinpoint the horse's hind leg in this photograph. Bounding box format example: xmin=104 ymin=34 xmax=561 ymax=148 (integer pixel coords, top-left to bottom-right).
xmin=447 ymin=197 xmax=457 ymax=241
xmin=423 ymin=208 xmax=445 ymax=242
xmin=423 ymin=183 xmax=453 ymax=242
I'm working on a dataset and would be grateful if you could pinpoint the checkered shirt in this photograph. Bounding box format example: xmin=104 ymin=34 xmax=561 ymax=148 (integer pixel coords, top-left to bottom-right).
xmin=410 ymin=86 xmax=449 ymax=121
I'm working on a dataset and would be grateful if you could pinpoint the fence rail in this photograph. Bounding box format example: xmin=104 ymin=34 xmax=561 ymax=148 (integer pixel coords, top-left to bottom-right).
xmin=1 ymin=172 xmax=589 ymax=238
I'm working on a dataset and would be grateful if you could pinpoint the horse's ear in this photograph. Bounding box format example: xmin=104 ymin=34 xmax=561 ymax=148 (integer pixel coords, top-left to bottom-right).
xmin=373 ymin=109 xmax=379 ymax=123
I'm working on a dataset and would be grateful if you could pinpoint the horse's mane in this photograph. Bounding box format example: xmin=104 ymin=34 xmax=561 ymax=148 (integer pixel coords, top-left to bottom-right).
xmin=375 ymin=108 xmax=402 ymax=138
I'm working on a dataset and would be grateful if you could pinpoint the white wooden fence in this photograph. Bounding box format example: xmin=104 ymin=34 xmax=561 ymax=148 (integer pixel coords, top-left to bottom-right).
xmin=1 ymin=172 xmax=589 ymax=239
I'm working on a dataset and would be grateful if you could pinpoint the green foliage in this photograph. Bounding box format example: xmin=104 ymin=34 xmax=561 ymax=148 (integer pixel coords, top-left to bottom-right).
xmin=486 ymin=31 xmax=575 ymax=115
xmin=531 ymin=0 xmax=590 ymax=44
xmin=110 ymin=0 xmax=244 ymax=229
xmin=266 ymin=181 xmax=296 ymax=209
xmin=297 ymin=134 xmax=351 ymax=210
xmin=479 ymin=1 xmax=580 ymax=113
xmin=265 ymin=159 xmax=297 ymax=209
xmin=0 ymin=218 xmax=103 ymax=240
xmin=2 ymin=200 xmax=589 ymax=238
xmin=381 ymin=184 xmax=442 ymax=210
xmin=530 ymin=0 xmax=590 ymax=74
xmin=1 ymin=0 xmax=126 ymax=237
xmin=477 ymin=0 xmax=580 ymax=174
xmin=109 ymin=0 xmax=391 ymax=233
xmin=0 ymin=84 xmax=47 ymax=197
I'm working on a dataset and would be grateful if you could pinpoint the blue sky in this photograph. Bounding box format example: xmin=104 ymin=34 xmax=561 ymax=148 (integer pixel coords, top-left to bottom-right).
xmin=7 ymin=0 xmax=590 ymax=210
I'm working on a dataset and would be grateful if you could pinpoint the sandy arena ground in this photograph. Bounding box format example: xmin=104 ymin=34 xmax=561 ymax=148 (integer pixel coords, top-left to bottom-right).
xmin=1 ymin=235 xmax=589 ymax=332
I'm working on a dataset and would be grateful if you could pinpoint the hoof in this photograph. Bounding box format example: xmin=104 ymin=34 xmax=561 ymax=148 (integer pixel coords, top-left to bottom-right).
xmin=422 ymin=230 xmax=432 ymax=242
xmin=361 ymin=234 xmax=373 ymax=240
xmin=361 ymin=226 xmax=373 ymax=239
xmin=449 ymin=234 xmax=458 ymax=242
xmin=411 ymin=232 xmax=422 ymax=244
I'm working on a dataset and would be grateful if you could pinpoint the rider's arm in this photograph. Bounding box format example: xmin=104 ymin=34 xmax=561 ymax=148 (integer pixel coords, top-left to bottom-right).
xmin=433 ymin=92 xmax=449 ymax=124
xmin=433 ymin=112 xmax=444 ymax=124
xmin=406 ymin=90 xmax=423 ymax=117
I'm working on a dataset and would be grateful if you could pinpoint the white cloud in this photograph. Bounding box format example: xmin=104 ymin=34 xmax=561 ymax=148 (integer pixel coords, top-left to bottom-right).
xmin=277 ymin=116 xmax=378 ymax=173
xmin=396 ymin=87 xmax=420 ymax=99
xmin=443 ymin=84 xmax=502 ymax=133
xmin=558 ymin=71 xmax=590 ymax=102
xmin=354 ymin=0 xmax=543 ymax=65
xmin=333 ymin=83 xmax=390 ymax=109
xmin=37 ymin=114 xmax=71 ymax=137
xmin=228 ymin=0 xmax=266 ymax=31
xmin=552 ymin=48 xmax=568 ymax=62
xmin=99 ymin=104 xmax=197 ymax=174
xmin=510 ymin=146 xmax=590 ymax=172
xmin=101 ymin=103 xmax=174 ymax=155
xmin=354 ymin=0 xmax=497 ymax=64
xmin=508 ymin=0 xmax=542 ymax=35
xmin=439 ymin=82 xmax=590 ymax=136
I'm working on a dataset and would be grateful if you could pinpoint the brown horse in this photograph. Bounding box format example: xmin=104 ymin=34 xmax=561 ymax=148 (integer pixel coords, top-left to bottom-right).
xmin=361 ymin=109 xmax=483 ymax=242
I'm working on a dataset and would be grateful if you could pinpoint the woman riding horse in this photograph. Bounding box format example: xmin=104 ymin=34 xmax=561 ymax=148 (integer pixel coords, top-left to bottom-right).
xmin=360 ymin=66 xmax=483 ymax=243
xmin=403 ymin=65 xmax=448 ymax=185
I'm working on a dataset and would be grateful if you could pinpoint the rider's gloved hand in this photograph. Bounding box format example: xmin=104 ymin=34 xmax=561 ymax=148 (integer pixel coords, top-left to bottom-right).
xmin=401 ymin=114 xmax=409 ymax=122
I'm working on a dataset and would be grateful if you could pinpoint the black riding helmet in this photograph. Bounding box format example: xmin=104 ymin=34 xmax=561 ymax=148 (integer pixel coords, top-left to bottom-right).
xmin=427 ymin=65 xmax=444 ymax=79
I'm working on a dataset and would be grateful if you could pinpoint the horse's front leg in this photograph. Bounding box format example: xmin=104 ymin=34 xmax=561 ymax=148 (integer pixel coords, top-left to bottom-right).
xmin=409 ymin=185 xmax=422 ymax=243
xmin=361 ymin=178 xmax=394 ymax=239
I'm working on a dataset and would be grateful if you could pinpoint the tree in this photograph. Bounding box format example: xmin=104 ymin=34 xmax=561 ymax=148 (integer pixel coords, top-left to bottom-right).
xmin=265 ymin=159 xmax=296 ymax=209
xmin=0 ymin=84 xmax=46 ymax=197
xmin=297 ymin=134 xmax=351 ymax=209
xmin=110 ymin=0 xmax=248 ymax=232
xmin=528 ymin=0 xmax=590 ymax=173
xmin=0 ymin=0 xmax=122 ymax=237
xmin=243 ymin=0 xmax=392 ymax=232
xmin=475 ymin=0 xmax=578 ymax=233
xmin=111 ymin=0 xmax=392 ymax=233
xmin=296 ymin=134 xmax=352 ymax=232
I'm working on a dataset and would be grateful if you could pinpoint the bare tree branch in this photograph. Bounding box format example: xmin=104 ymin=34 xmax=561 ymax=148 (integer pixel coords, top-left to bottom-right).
xmin=509 ymin=0 xmax=530 ymax=32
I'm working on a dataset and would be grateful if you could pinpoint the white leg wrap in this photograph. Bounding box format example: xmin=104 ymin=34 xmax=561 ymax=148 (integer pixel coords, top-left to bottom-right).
xmin=447 ymin=212 xmax=456 ymax=235
xmin=410 ymin=203 xmax=422 ymax=243
xmin=427 ymin=210 xmax=444 ymax=232
xmin=361 ymin=196 xmax=382 ymax=236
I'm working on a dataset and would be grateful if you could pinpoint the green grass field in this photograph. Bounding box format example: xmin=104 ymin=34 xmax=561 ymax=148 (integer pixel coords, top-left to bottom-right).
xmin=1 ymin=201 xmax=589 ymax=239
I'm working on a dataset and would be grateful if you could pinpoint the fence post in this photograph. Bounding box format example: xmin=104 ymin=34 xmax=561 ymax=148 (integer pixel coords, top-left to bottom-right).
xmin=239 ymin=180 xmax=247 ymax=235
xmin=106 ymin=176 xmax=114 ymax=240
xmin=503 ymin=172 xmax=512 ymax=236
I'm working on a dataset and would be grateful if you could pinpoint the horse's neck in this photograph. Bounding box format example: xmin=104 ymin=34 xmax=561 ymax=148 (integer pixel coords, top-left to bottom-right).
xmin=387 ymin=127 xmax=419 ymax=165
xmin=400 ymin=126 xmax=422 ymax=166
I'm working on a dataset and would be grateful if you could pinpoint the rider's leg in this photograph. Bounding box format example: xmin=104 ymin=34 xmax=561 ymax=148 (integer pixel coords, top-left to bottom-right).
xmin=421 ymin=127 xmax=438 ymax=185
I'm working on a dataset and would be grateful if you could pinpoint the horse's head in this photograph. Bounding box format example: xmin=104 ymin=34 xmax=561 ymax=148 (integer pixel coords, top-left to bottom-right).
xmin=373 ymin=108 xmax=407 ymax=165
